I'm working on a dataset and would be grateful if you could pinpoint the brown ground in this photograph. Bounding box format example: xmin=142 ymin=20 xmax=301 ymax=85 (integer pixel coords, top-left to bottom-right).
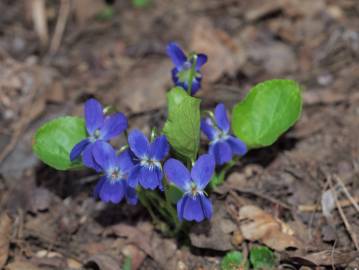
xmin=0 ymin=0 xmax=359 ymax=269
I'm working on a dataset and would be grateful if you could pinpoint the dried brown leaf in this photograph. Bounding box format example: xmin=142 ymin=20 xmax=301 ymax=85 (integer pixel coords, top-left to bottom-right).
xmin=5 ymin=261 xmax=41 ymax=270
xmin=238 ymin=205 xmax=303 ymax=251
xmin=85 ymin=253 xmax=121 ymax=270
xmin=0 ymin=213 xmax=12 ymax=268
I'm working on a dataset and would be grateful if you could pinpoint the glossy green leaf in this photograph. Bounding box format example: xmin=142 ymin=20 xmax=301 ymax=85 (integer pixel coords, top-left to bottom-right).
xmin=167 ymin=184 xmax=183 ymax=204
xmin=33 ymin=116 xmax=87 ymax=170
xmin=249 ymin=246 xmax=276 ymax=269
xmin=232 ymin=79 xmax=302 ymax=149
xmin=163 ymin=87 xmax=201 ymax=161
xmin=221 ymin=251 xmax=248 ymax=270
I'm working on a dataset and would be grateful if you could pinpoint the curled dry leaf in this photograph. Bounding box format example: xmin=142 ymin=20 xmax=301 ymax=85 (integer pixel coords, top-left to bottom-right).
xmin=0 ymin=212 xmax=12 ymax=269
xmin=238 ymin=205 xmax=303 ymax=251
xmin=5 ymin=261 xmax=41 ymax=270
xmin=85 ymin=253 xmax=121 ymax=270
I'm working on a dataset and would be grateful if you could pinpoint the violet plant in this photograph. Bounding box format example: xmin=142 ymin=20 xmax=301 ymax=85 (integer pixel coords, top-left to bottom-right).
xmin=33 ymin=42 xmax=302 ymax=235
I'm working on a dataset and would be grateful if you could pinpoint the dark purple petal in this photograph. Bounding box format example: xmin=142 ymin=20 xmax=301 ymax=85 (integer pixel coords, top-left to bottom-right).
xmin=149 ymin=135 xmax=169 ymax=161
xmin=191 ymin=154 xmax=215 ymax=189
xmin=190 ymin=77 xmax=202 ymax=95
xmin=92 ymin=141 xmax=117 ymax=172
xmin=195 ymin=54 xmax=207 ymax=70
xmin=85 ymin=98 xmax=104 ymax=135
xmin=94 ymin=176 xmax=106 ymax=198
xmin=82 ymin=143 xmax=102 ymax=172
xmin=70 ymin=139 xmax=89 ymax=161
xmin=127 ymin=164 xmax=141 ymax=188
xmin=125 ymin=183 xmax=138 ymax=205
xmin=227 ymin=136 xmax=247 ymax=156
xmin=98 ymin=178 xmax=126 ymax=204
xmin=128 ymin=129 xmax=149 ymax=158
xmin=167 ymin=42 xmax=186 ymax=67
xmin=200 ymin=118 xmax=217 ymax=141
xmin=139 ymin=166 xmax=163 ymax=190
xmin=209 ymin=141 xmax=232 ymax=165
xmin=117 ymin=149 xmax=135 ymax=173
xmin=101 ymin=112 xmax=128 ymax=141
xmin=164 ymin=159 xmax=191 ymax=191
xmin=177 ymin=194 xmax=212 ymax=222
xmin=214 ymin=103 xmax=230 ymax=132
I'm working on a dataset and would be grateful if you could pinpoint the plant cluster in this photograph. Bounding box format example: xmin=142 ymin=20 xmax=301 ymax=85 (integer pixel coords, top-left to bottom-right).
xmin=33 ymin=42 xmax=302 ymax=234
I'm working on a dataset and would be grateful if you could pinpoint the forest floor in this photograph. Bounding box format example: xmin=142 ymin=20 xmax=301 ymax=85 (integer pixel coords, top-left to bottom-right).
xmin=0 ymin=0 xmax=359 ymax=269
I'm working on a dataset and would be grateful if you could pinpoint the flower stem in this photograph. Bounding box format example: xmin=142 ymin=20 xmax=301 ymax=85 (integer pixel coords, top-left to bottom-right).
xmin=187 ymin=54 xmax=198 ymax=95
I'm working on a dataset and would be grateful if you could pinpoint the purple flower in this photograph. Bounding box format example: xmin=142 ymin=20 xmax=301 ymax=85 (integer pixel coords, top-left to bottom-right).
xmin=92 ymin=141 xmax=137 ymax=204
xmin=166 ymin=42 xmax=207 ymax=95
xmin=164 ymin=154 xmax=215 ymax=222
xmin=201 ymin=103 xmax=247 ymax=165
xmin=70 ymin=98 xmax=128 ymax=171
xmin=127 ymin=130 xmax=169 ymax=190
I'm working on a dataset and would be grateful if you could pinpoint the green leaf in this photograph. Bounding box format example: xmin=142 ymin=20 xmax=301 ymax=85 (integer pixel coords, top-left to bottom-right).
xmin=249 ymin=246 xmax=276 ymax=269
xmin=122 ymin=256 xmax=132 ymax=270
xmin=220 ymin=251 xmax=248 ymax=270
xmin=167 ymin=184 xmax=183 ymax=204
xmin=96 ymin=6 xmax=114 ymax=21
xmin=232 ymin=79 xmax=302 ymax=149
xmin=163 ymin=87 xmax=201 ymax=161
xmin=132 ymin=0 xmax=151 ymax=8
xmin=33 ymin=116 xmax=87 ymax=170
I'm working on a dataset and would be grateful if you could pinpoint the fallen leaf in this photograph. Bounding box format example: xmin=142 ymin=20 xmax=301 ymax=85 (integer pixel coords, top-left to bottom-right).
xmin=190 ymin=203 xmax=236 ymax=251
xmin=85 ymin=253 xmax=121 ymax=270
xmin=238 ymin=205 xmax=303 ymax=251
xmin=190 ymin=17 xmax=246 ymax=82
xmin=5 ymin=261 xmax=41 ymax=270
xmin=0 ymin=213 xmax=12 ymax=268
xmin=122 ymin=244 xmax=146 ymax=270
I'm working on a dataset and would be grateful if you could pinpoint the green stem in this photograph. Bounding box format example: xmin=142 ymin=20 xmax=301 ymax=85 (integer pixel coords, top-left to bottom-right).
xmin=138 ymin=189 xmax=162 ymax=225
xmin=187 ymin=54 xmax=198 ymax=95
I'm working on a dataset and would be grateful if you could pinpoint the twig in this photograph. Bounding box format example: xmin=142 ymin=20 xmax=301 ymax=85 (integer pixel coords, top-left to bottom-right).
xmin=334 ymin=174 xmax=359 ymax=213
xmin=298 ymin=196 xmax=359 ymax=212
xmin=327 ymin=175 xmax=359 ymax=251
xmin=49 ymin=0 xmax=71 ymax=54
xmin=31 ymin=0 xmax=49 ymax=47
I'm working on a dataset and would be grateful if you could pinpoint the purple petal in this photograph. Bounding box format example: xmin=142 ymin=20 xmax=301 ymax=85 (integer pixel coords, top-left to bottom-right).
xmin=177 ymin=194 xmax=212 ymax=222
xmin=209 ymin=141 xmax=232 ymax=165
xmin=200 ymin=118 xmax=217 ymax=141
xmin=85 ymin=98 xmax=104 ymax=135
xmin=94 ymin=176 xmax=106 ymax=198
xmin=164 ymin=159 xmax=191 ymax=191
xmin=167 ymin=42 xmax=186 ymax=67
xmin=92 ymin=141 xmax=117 ymax=172
xmin=70 ymin=139 xmax=89 ymax=161
xmin=82 ymin=143 xmax=102 ymax=172
xmin=128 ymin=129 xmax=149 ymax=158
xmin=190 ymin=77 xmax=201 ymax=95
xmin=149 ymin=135 xmax=169 ymax=161
xmin=98 ymin=178 xmax=126 ymax=204
xmin=227 ymin=136 xmax=247 ymax=156
xmin=101 ymin=112 xmax=128 ymax=141
xmin=125 ymin=183 xmax=138 ymax=205
xmin=214 ymin=103 xmax=230 ymax=132
xmin=127 ymin=164 xmax=141 ymax=188
xmin=195 ymin=54 xmax=207 ymax=70
xmin=191 ymin=154 xmax=215 ymax=189
xmin=139 ymin=166 xmax=163 ymax=190
xmin=117 ymin=149 xmax=135 ymax=173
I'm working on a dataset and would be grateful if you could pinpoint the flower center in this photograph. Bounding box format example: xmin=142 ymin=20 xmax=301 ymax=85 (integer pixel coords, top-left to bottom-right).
xmin=177 ymin=61 xmax=200 ymax=84
xmin=90 ymin=129 xmax=101 ymax=142
xmin=109 ymin=168 xmax=122 ymax=182
xmin=141 ymin=158 xmax=161 ymax=169
xmin=213 ymin=130 xmax=229 ymax=143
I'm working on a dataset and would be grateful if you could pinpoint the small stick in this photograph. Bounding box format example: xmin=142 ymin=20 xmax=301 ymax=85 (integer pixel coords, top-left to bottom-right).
xmin=49 ymin=0 xmax=71 ymax=54
xmin=298 ymin=196 xmax=359 ymax=212
xmin=31 ymin=0 xmax=49 ymax=47
xmin=328 ymin=175 xmax=359 ymax=251
xmin=334 ymin=174 xmax=359 ymax=213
